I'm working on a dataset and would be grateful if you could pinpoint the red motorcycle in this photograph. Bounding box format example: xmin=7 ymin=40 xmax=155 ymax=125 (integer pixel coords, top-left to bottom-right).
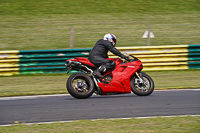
xmin=65 ymin=54 xmax=154 ymax=99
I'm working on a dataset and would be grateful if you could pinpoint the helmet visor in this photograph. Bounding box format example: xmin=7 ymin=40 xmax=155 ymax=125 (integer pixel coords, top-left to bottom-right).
xmin=113 ymin=38 xmax=116 ymax=46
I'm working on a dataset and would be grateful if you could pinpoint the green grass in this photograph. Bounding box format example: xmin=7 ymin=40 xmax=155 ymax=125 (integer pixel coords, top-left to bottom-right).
xmin=0 ymin=116 xmax=199 ymax=133
xmin=1 ymin=0 xmax=199 ymax=15
xmin=147 ymin=70 xmax=200 ymax=89
xmin=0 ymin=0 xmax=200 ymax=50
xmin=0 ymin=1 xmax=199 ymax=132
xmin=0 ymin=70 xmax=200 ymax=97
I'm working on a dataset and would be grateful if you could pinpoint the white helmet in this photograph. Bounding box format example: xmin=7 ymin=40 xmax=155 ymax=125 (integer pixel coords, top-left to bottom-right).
xmin=104 ymin=33 xmax=117 ymax=46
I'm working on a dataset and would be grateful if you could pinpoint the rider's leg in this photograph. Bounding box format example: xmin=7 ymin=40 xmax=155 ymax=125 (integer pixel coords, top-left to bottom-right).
xmin=93 ymin=66 xmax=106 ymax=78
xmin=104 ymin=60 xmax=116 ymax=71
xmin=94 ymin=60 xmax=116 ymax=78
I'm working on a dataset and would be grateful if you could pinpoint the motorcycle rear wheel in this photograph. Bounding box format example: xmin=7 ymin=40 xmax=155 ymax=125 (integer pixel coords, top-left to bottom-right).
xmin=130 ymin=72 xmax=154 ymax=96
xmin=66 ymin=73 xmax=95 ymax=99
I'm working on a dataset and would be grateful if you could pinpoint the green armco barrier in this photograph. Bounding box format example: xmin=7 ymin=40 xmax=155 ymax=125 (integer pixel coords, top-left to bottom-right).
xmin=19 ymin=53 xmax=89 ymax=58
xmin=189 ymin=66 xmax=200 ymax=69
xmin=188 ymin=45 xmax=200 ymax=61
xmin=19 ymin=62 xmax=65 ymax=67
xmin=188 ymin=44 xmax=200 ymax=52
xmin=188 ymin=53 xmax=200 ymax=61
xmin=0 ymin=45 xmax=200 ymax=76
xmin=188 ymin=62 xmax=200 ymax=69
xmin=188 ymin=44 xmax=200 ymax=47
xmin=19 ymin=70 xmax=67 ymax=74
xmin=188 ymin=44 xmax=200 ymax=69
xmin=188 ymin=53 xmax=200 ymax=56
xmin=19 ymin=70 xmax=76 ymax=75
xmin=189 ymin=49 xmax=200 ymax=52
xmin=19 ymin=66 xmax=66 ymax=71
xmin=16 ymin=48 xmax=92 ymax=75
xmin=19 ymin=48 xmax=92 ymax=53
xmin=20 ymin=58 xmax=70 ymax=62
xmin=188 ymin=57 xmax=200 ymax=61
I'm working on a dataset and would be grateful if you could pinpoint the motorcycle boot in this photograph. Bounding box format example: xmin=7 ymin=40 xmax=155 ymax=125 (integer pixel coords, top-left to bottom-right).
xmin=93 ymin=66 xmax=106 ymax=79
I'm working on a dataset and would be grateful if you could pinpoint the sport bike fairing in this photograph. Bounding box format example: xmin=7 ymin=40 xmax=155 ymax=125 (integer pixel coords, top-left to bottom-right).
xmin=98 ymin=60 xmax=142 ymax=95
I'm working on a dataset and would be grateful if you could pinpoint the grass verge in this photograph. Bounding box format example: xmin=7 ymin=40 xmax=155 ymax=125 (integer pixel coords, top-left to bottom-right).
xmin=0 ymin=116 xmax=199 ymax=133
xmin=0 ymin=70 xmax=200 ymax=97
xmin=0 ymin=0 xmax=200 ymax=50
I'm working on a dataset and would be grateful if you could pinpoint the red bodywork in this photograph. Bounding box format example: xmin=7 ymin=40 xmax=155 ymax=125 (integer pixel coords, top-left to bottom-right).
xmin=67 ymin=57 xmax=143 ymax=95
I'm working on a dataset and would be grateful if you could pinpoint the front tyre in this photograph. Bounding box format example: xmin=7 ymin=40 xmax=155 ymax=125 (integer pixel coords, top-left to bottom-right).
xmin=66 ymin=73 xmax=95 ymax=99
xmin=131 ymin=72 xmax=154 ymax=96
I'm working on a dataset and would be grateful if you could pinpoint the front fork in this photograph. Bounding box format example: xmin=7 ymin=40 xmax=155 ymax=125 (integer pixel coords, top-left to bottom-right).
xmin=135 ymin=72 xmax=144 ymax=83
xmin=135 ymin=72 xmax=148 ymax=88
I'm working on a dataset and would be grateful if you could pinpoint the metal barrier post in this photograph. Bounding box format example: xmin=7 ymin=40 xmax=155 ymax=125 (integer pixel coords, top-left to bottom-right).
xmin=70 ymin=26 xmax=74 ymax=49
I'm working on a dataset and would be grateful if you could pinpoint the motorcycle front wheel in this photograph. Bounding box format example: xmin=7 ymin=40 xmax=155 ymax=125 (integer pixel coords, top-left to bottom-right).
xmin=66 ymin=73 xmax=95 ymax=99
xmin=130 ymin=72 xmax=154 ymax=96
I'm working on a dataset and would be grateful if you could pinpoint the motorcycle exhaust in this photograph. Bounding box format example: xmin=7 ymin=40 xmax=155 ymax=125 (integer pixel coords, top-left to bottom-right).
xmin=66 ymin=60 xmax=102 ymax=94
xmin=66 ymin=60 xmax=82 ymax=68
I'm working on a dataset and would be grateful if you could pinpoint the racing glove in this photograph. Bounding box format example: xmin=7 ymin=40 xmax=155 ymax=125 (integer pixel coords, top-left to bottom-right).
xmin=124 ymin=56 xmax=130 ymax=61
xmin=121 ymin=55 xmax=131 ymax=61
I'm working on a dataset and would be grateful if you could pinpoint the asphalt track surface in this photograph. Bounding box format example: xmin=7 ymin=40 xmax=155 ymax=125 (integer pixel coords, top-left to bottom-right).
xmin=0 ymin=89 xmax=200 ymax=125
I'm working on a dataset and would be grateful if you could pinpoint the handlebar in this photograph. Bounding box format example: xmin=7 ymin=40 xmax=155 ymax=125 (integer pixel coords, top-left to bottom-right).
xmin=122 ymin=52 xmax=139 ymax=62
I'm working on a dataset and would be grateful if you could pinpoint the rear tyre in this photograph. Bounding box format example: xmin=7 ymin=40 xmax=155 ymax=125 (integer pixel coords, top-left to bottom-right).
xmin=66 ymin=73 xmax=95 ymax=99
xmin=131 ymin=72 xmax=154 ymax=96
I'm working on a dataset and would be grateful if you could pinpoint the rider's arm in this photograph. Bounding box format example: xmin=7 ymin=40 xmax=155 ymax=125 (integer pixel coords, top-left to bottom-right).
xmin=110 ymin=47 xmax=125 ymax=58
xmin=106 ymin=42 xmax=125 ymax=58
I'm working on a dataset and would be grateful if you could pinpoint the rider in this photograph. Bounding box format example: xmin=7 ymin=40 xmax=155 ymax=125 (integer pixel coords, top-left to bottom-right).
xmin=88 ymin=33 xmax=130 ymax=78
